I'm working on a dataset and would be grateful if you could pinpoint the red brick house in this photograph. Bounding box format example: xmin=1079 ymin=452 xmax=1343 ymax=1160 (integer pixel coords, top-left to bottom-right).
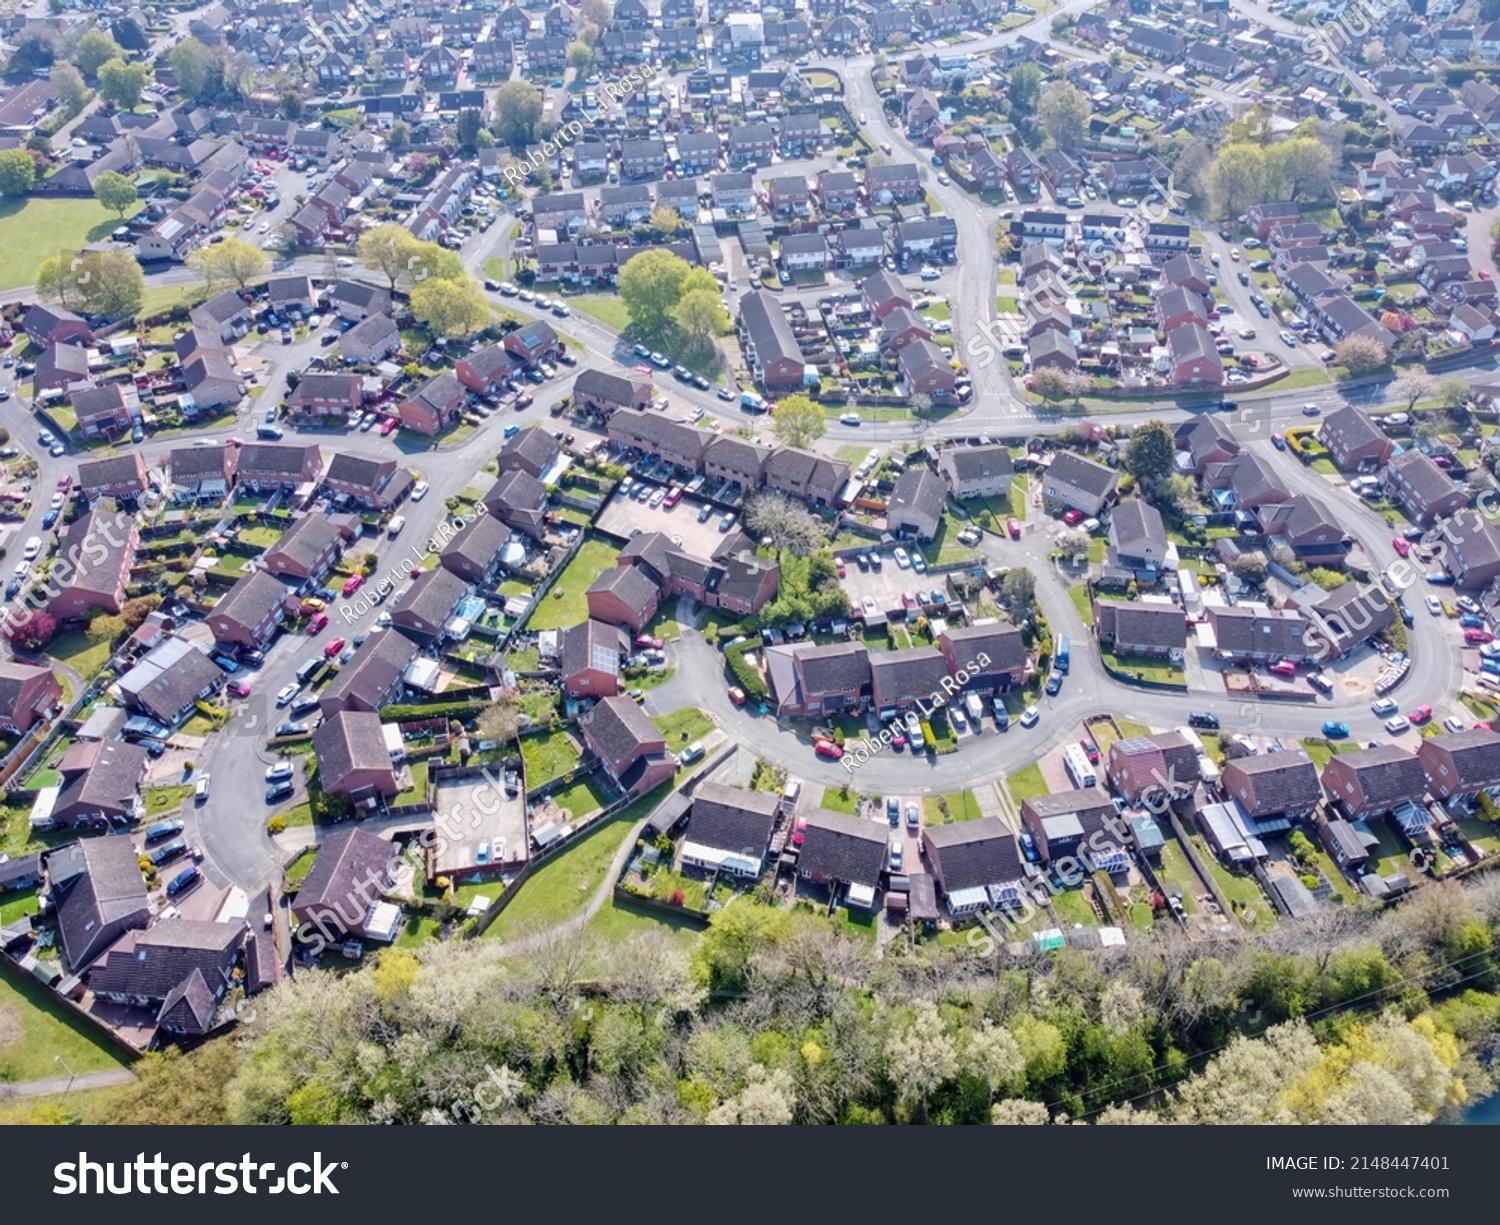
xmin=558 ymin=618 xmax=628 ymax=698
xmin=0 ymin=660 xmax=63 ymax=735
xmin=76 ymin=453 xmax=150 ymax=503
xmin=455 ymin=344 xmax=515 ymax=394
xmin=288 ymin=372 xmax=365 ymax=420
xmin=48 ymin=509 xmax=137 ymax=618
xmin=398 ymin=372 xmax=466 ymax=435
xmin=1321 ymin=744 xmax=1428 ymax=821
xmin=69 ymin=383 xmax=133 ymax=439
xmin=579 ymin=695 xmax=676 ymax=797
xmin=312 ymin=711 xmax=399 ymax=801
xmin=207 ymin=568 xmax=292 ymax=648
xmin=503 ymin=320 xmax=560 ymax=367
xmin=586 ymin=564 xmax=660 ymax=632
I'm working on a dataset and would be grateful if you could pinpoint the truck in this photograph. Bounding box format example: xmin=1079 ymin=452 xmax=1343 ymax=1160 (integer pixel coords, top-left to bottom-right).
xmin=740 ymin=391 xmax=768 ymax=413
xmin=965 ymin=693 xmax=984 ymax=725
xmin=1056 ymin=635 xmax=1071 ymax=674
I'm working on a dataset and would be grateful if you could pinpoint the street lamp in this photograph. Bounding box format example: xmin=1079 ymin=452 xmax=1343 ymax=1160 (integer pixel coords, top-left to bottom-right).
xmin=55 ymin=1054 xmax=77 ymax=1096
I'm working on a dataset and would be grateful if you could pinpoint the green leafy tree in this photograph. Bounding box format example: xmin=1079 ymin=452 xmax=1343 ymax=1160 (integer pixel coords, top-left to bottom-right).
xmin=186 ymin=236 xmax=269 ymax=291
xmin=87 ymin=613 xmax=125 ymax=644
xmin=1037 ymin=81 xmax=1089 ymax=150
xmin=568 ymin=41 xmax=594 ymax=74
xmin=650 ymin=205 xmax=683 ymax=237
xmin=1123 ymin=420 xmax=1175 ymax=484
xmin=93 ymin=169 xmax=137 ymax=218
xmin=1008 ymin=62 xmax=1042 ymax=116
xmin=455 ymin=107 xmax=483 ymax=153
xmin=769 ymin=394 xmax=827 ymax=450
xmin=618 ymin=248 xmax=693 ymax=336
xmin=673 ymin=286 xmax=726 ymax=348
xmin=97 ymin=58 xmax=149 ymax=111
xmin=51 ymin=61 xmax=89 ymax=111
xmin=1000 ymin=567 xmax=1037 ymax=621
xmin=168 ymin=38 xmax=210 ymax=101
xmin=388 ymin=120 xmax=410 ymax=154
xmin=0 ymin=148 xmax=36 ymax=197
xmin=73 ymin=29 xmax=122 ymax=80
xmin=279 ymin=90 xmax=304 ymax=121
xmin=1031 ymin=366 xmax=1070 ymax=402
xmin=409 ymin=277 xmax=491 ymax=338
xmin=492 ymin=80 xmax=543 ymax=147
xmin=358 ymin=222 xmax=419 ymax=291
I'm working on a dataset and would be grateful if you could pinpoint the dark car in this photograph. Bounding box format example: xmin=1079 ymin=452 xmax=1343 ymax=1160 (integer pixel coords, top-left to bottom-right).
xmin=166 ymin=866 xmax=201 ymax=897
xmin=138 ymin=738 xmax=167 ymax=757
xmin=266 ymin=780 xmax=295 ymax=803
xmin=149 ymin=839 xmax=188 ymax=866
xmin=41 ymin=510 xmax=58 ymax=529
xmin=1188 ymin=710 xmax=1220 ymax=729
xmin=145 ymin=819 xmax=184 ymax=842
xmin=238 ymin=647 xmax=265 ymax=666
xmin=274 ymin=721 xmax=309 ymax=738
xmin=1045 ymin=669 xmax=1064 ymax=696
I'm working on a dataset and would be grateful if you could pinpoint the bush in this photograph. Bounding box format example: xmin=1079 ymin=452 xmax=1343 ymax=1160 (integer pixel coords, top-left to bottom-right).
xmin=267 ymin=815 xmax=287 ymax=834
xmin=379 ymin=700 xmax=490 ymax=723
xmin=724 ymin=636 xmax=768 ymax=701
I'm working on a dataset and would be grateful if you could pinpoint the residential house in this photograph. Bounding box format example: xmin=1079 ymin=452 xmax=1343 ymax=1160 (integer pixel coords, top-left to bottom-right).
xmin=324 ymin=454 xmax=412 ymax=511
xmin=739 ymin=290 xmax=807 ymax=391
xmin=937 ymin=623 xmax=1029 ymax=695
xmin=922 ymin=818 xmax=1027 ymax=916
xmin=797 ymin=810 xmax=888 ymax=902
xmin=580 ymin=694 xmax=676 ymax=797
xmin=1322 ymin=744 xmax=1428 ymax=822
xmin=1205 ymin=604 xmax=1313 ymax=662
xmin=574 ymin=369 xmax=652 ymax=418
xmin=312 ymin=710 xmax=399 ymax=802
xmin=231 ymin=443 xmax=324 ymax=492
xmin=766 ymin=640 xmax=871 ymax=717
xmin=262 ymin=513 xmax=344 ymax=584
xmin=287 ymin=372 xmax=365 ymax=421
xmin=1418 ymin=729 xmax=1500 ymax=807
xmin=397 ymin=372 xmax=466 ymax=436
xmin=48 ymin=509 xmax=137 ymax=618
xmin=587 ymin=564 xmax=661 ymax=633
xmin=1166 ymin=322 xmax=1223 ymax=387
xmin=1094 ymin=601 xmax=1187 ymax=658
xmin=1257 ymin=494 xmax=1351 ymax=566
xmin=89 ymin=920 xmax=248 ymax=1037
xmin=869 ymin=647 xmax=950 ymax=715
xmin=886 ymin=467 xmax=947 ymax=542
xmin=388 ymin=568 xmax=468 ymax=642
xmin=51 ymin=837 xmax=149 ymax=972
xmin=898 ymin=340 xmax=957 ymax=395
xmin=558 ymin=619 xmax=629 ymax=699
xmin=1042 ymin=452 xmax=1117 ymax=516
xmin=318 ymin=630 xmax=419 ymax=719
xmin=679 ymin=783 xmax=781 ymax=879
xmin=291 ymin=826 xmax=401 ymax=944
xmin=0 ymin=661 xmax=62 ymax=736
xmin=1108 ymin=732 xmax=1202 ymax=806
xmin=207 ymin=569 xmax=290 ymax=649
xmin=483 ymin=469 xmax=549 ymax=539
xmin=1020 ymin=788 xmax=1122 ymax=865
xmin=1320 ymin=406 xmax=1394 ymax=472
xmin=1386 ymin=447 xmax=1469 ymax=527
xmin=1109 ymin=499 xmax=1171 ymax=575
xmin=68 ymin=383 xmax=133 ymax=439
xmin=339 ymin=312 xmax=401 ymax=364
xmin=116 ymin=638 xmax=223 ymax=727
xmin=76 ymin=453 xmax=150 ymax=503
xmin=860 ymin=270 xmax=913 ymax=321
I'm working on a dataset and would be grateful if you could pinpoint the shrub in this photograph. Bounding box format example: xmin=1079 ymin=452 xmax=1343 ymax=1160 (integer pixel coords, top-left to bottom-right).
xmin=267 ymin=815 xmax=287 ymax=834
xmin=668 ymin=889 xmax=686 ymax=906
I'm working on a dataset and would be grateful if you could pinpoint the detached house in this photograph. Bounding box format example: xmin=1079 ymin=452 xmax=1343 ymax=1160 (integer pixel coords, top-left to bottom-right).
xmin=1320 ymin=406 xmax=1394 ymax=472
xmin=1385 ymin=447 xmax=1469 ymax=527
xmin=580 ymin=695 xmax=676 ymax=797
xmin=1042 ymin=452 xmax=1117 ymax=516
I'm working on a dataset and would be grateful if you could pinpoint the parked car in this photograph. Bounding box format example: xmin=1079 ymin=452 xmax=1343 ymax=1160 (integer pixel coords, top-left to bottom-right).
xmin=166 ymin=867 xmax=201 ymax=897
xmin=1408 ymin=704 xmax=1434 ymax=725
xmin=813 ymin=739 xmax=843 ymax=759
xmin=1321 ymin=721 xmax=1350 ymax=738
xmin=266 ymin=779 xmax=295 ymax=803
xmin=275 ymin=721 xmax=309 ymax=738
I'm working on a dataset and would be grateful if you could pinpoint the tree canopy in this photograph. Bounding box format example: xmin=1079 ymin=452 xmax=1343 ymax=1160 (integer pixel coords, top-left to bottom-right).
xmin=769 ymin=394 xmax=827 ymax=450
xmin=93 ymin=169 xmax=138 ymax=218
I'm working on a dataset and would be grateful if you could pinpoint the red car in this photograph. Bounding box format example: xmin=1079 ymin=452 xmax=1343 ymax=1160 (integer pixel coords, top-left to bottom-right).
xmin=379 ymin=416 xmax=398 ymax=435
xmin=1062 ymin=508 xmax=1084 ymax=526
xmin=323 ymin=636 xmax=347 ymax=659
xmin=1409 ymin=705 xmax=1434 ymax=725
xmin=307 ymin=612 xmax=329 ymax=635
xmin=727 ymin=686 xmax=746 ymax=706
xmin=1391 ymin=536 xmax=1410 ymax=557
xmin=514 ymin=392 xmax=534 ymax=409
xmin=792 ymin=817 xmax=808 ymax=846
xmin=835 ymin=558 xmax=846 ymax=577
xmin=228 ymin=681 xmax=252 ymax=698
xmin=1007 ymin=517 xmax=1021 ymax=540
xmin=1466 ymin=628 xmax=1494 ymax=644
xmin=635 ymin=634 xmax=663 ymax=649
xmin=813 ymin=739 xmax=843 ymax=759
xmin=1080 ymin=737 xmax=1099 ymax=764
xmin=56 ymin=474 xmax=72 ymax=491
xmin=342 ymin=574 xmax=365 ymax=597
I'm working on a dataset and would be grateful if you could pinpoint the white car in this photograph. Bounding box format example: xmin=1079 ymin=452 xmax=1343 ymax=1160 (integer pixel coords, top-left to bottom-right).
xmin=21 ymin=536 xmax=41 ymax=561
xmin=258 ymin=222 xmax=270 ymax=233
xmin=893 ymin=547 xmax=910 ymax=569
xmin=195 ymin=775 xmax=211 ymax=801
xmin=1371 ymin=697 xmax=1399 ymax=717
xmin=839 ymin=412 xmax=861 ymax=425
xmin=276 ymin=683 xmax=300 ymax=706
xmin=1426 ymin=594 xmax=1443 ymax=616
xmin=411 ymin=480 xmax=430 ymax=501
xmin=266 ymin=761 xmax=294 ymax=782
xmin=387 ymin=515 xmax=406 ymax=537
xmin=1385 ymin=716 xmax=1411 ymax=735
xmin=337 ymin=256 xmax=355 ymax=268
xmin=1019 ymin=705 xmax=1040 ymax=728
xmin=1443 ymin=715 xmax=1467 ymax=733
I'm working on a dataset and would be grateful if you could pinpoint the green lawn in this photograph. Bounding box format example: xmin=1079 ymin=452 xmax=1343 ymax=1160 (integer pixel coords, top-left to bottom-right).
xmin=0 ymin=891 xmax=38 ymax=925
xmin=571 ymin=295 xmax=633 ymax=331
xmin=238 ymin=525 xmax=283 ymax=548
xmin=1153 ymin=841 xmax=1200 ymax=914
xmin=48 ymin=632 xmax=113 ymax=681
xmin=1116 ymin=719 xmax=1153 ymax=739
xmin=136 ymin=282 xmax=210 ymax=318
xmin=0 ymin=969 xmax=132 ymax=1083
xmin=1186 ymin=834 xmax=1276 ymax=925
xmin=548 ymin=774 xmax=615 ymax=822
xmin=143 ymin=785 xmax=193 ymax=815
xmin=651 ymin=707 xmax=713 ymax=745
xmin=1069 ymin=584 xmax=1093 ymax=627
xmin=486 ymin=786 xmax=669 ymax=941
xmin=586 ymin=895 xmax=703 ymax=947
xmin=526 ymin=537 xmax=619 ymax=631
xmin=922 ymin=790 xmax=985 ymax=824
xmin=1102 ymin=652 xmax=1186 ymax=687
xmin=0 ymin=197 xmax=141 ymax=291
xmin=1276 ymin=366 xmax=1332 ymax=391
xmin=1009 ymin=473 xmax=1029 ymax=521
xmin=519 ymin=730 xmax=581 ymax=788
xmin=1051 ymin=887 xmax=1097 ymax=928
xmin=1006 ymin=763 xmax=1049 ymax=801
xmin=820 ymin=783 xmax=861 ymax=814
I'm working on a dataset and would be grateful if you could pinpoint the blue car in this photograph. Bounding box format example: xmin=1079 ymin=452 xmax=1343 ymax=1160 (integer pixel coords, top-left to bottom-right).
xmin=1322 ymin=721 xmax=1350 ymax=739
xmin=1461 ymin=614 xmax=1485 ymax=629
xmin=41 ymin=510 xmax=58 ymax=529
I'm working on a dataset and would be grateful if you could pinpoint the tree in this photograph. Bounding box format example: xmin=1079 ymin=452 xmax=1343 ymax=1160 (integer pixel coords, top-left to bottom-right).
xmin=650 ymin=205 xmax=683 ymax=238
xmin=1361 ymin=38 xmax=1386 ymax=67
xmin=358 ymin=223 xmax=419 ymax=292
xmin=493 ymin=80 xmax=543 ymax=147
xmin=673 ymin=287 xmax=726 ymax=348
xmin=51 ymin=62 xmax=89 ymax=111
xmin=79 ymin=249 xmax=143 ymax=316
xmin=1008 ymin=62 xmax=1042 ymax=116
xmin=1037 ymin=81 xmax=1089 ymax=150
xmin=1391 ymin=368 xmax=1436 ymax=412
xmin=4 ymin=610 xmax=58 ymax=652
xmin=1438 ymin=376 xmax=1471 ymax=409
xmin=769 ymin=394 xmax=827 ymax=450
xmin=618 ymin=248 xmax=693 ymax=336
xmin=168 ymin=39 xmax=210 ymax=101
xmin=568 ymin=41 xmax=594 ymax=75
xmin=73 ymin=29 xmax=121 ymax=79
xmin=279 ymin=90 xmax=304 ymax=121
xmin=187 ymin=236 xmax=269 ymax=291
xmin=0 ymin=148 xmax=36 ymax=197
xmin=1031 ymin=367 xmax=1070 ymax=402
xmin=1202 ymin=143 xmax=1271 ymax=217
xmin=476 ymin=697 xmax=521 ymax=748
xmin=1233 ymin=554 xmax=1268 ymax=585
xmin=1000 ymin=567 xmax=1037 ymax=621
xmin=97 ymin=58 xmax=149 ymax=111
xmin=1156 ymin=472 xmax=1197 ymax=513
xmin=120 ymin=594 xmax=161 ymax=633
xmin=1124 ymin=420 xmax=1175 ymax=484
xmin=886 ymin=1001 xmax=958 ymax=1114
xmin=910 ymin=392 xmax=934 ymax=417
xmin=388 ymin=120 xmax=410 ymax=154
xmin=1335 ymin=333 xmax=1390 ymax=376
xmin=1269 ymin=136 xmax=1333 ymax=203
xmin=87 ymin=613 xmax=125 ymax=644
xmin=409 ymin=277 xmax=491 ymax=338
xmin=455 ymin=107 xmax=483 ymax=153
xmin=582 ymin=0 xmax=614 ymax=31
xmin=743 ymin=491 xmax=827 ymax=562
xmin=93 ymin=169 xmax=137 ymax=218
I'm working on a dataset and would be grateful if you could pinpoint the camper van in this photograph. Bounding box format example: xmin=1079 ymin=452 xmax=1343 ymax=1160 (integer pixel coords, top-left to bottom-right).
xmin=1064 ymin=744 xmax=1097 ymax=789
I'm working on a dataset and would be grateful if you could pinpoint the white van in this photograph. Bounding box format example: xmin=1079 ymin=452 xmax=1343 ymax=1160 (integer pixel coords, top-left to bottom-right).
xmin=965 ymin=693 xmax=984 ymax=724
xmin=387 ymin=515 xmax=406 ymax=537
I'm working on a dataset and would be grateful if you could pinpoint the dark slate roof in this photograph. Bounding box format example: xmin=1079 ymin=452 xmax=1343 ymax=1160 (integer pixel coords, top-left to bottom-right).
xmin=392 ymin=566 xmax=468 ymax=631
xmin=947 ymin=444 xmax=1013 ymax=483
xmin=325 ymin=453 xmax=392 ymax=491
xmin=295 ymin=826 xmax=393 ymax=918
xmin=1222 ymin=752 xmax=1323 ymax=816
xmin=559 ymin=618 xmax=627 ymax=682
xmin=56 ymin=741 xmax=149 ymax=818
xmin=311 ymin=710 xmax=391 ymax=792
xmin=1389 ymin=447 xmax=1460 ymax=504
xmin=1021 ymin=787 xmax=1118 ymax=831
xmin=575 ymin=367 xmax=646 ymax=405
xmin=89 ymin=919 xmax=242 ymax=999
xmin=924 ymin=816 xmax=1024 ymax=893
xmin=499 ymin=424 xmax=559 ymax=473
xmin=688 ymin=781 xmax=780 ymax=856
xmin=1323 ymin=744 xmax=1426 ymax=808
xmin=588 ymin=564 xmax=660 ymax=617
xmin=940 ymin=623 xmax=1027 ymax=671
xmin=77 ymin=453 xmax=147 ymax=491
xmin=1094 ymin=601 xmax=1187 ymax=650
xmin=583 ymin=694 xmax=663 ymax=765
xmin=54 ymin=836 xmax=148 ymax=971
xmin=795 ymin=641 xmax=871 ymax=692
xmin=1111 ymin=499 xmax=1168 ymax=556
xmin=1047 ymin=451 xmax=1117 ymax=496
xmin=212 ymin=568 xmax=290 ymax=630
xmin=158 ymin=967 xmax=217 ymax=1033
xmin=1420 ymin=728 xmax=1500 ymax=790
xmin=887 ymin=467 xmax=947 ymax=528
xmin=1207 ymin=605 xmax=1309 ymax=656
xmin=739 ymin=289 xmax=803 ymax=367
xmin=798 ymin=810 xmax=888 ymax=887
xmin=318 ymin=629 xmax=418 ymax=711
xmin=441 ymin=511 xmax=511 ymax=574
xmin=267 ymin=512 xmax=343 ymax=571
xmin=869 ymin=646 xmax=948 ymax=700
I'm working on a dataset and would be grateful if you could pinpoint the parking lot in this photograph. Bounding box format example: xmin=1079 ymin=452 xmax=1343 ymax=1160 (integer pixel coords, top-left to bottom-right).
xmin=837 ymin=547 xmax=953 ymax=620
xmin=595 ymin=488 xmax=737 ymax=557
xmin=429 ymin=775 xmax=528 ymax=876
